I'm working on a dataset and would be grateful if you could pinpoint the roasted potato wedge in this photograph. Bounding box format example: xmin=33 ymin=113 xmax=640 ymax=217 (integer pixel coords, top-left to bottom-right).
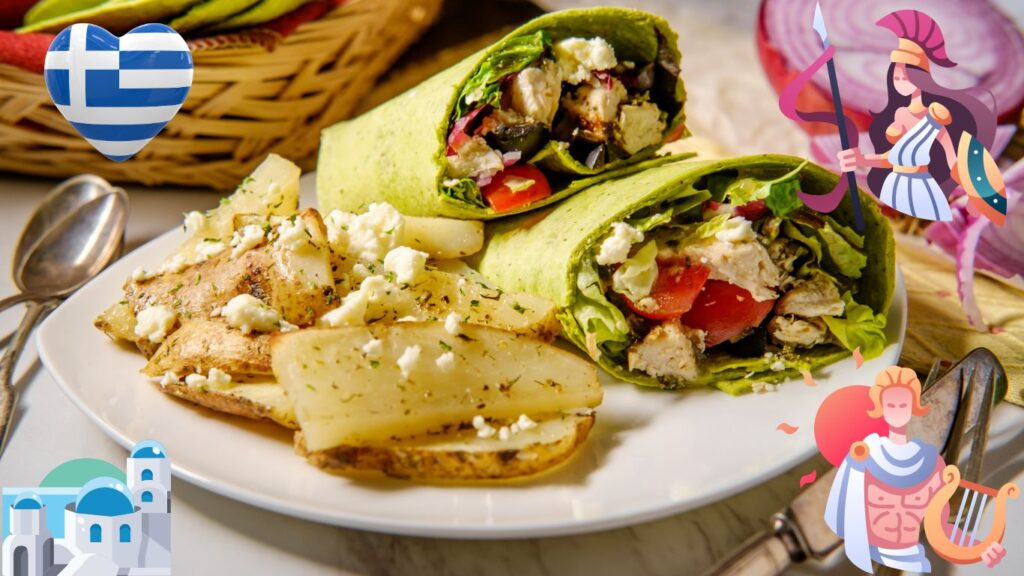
xmin=167 ymin=153 xmax=299 ymax=266
xmin=414 ymin=269 xmax=560 ymax=341
xmin=143 ymin=320 xmax=272 ymax=378
xmin=272 ymin=323 xmax=602 ymax=451
xmin=158 ymin=377 xmax=297 ymax=430
xmin=401 ymin=216 xmax=483 ymax=259
xmin=296 ymin=412 xmax=594 ymax=480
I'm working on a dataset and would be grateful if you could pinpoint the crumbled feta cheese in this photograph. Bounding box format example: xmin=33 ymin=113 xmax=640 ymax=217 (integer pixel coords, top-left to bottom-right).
xmin=595 ymin=222 xmax=643 ymax=265
xmin=751 ymin=381 xmax=779 ymax=394
xmin=615 ymin=101 xmax=666 ymax=155
xmin=498 ymin=426 xmax=511 ymax=441
xmin=447 ymin=136 xmax=504 ymax=181
xmin=222 ymin=294 xmax=282 ymax=334
xmin=184 ymin=368 xmax=233 ymax=391
xmin=554 ymin=37 xmax=617 ymax=84
xmin=362 ymin=338 xmax=383 ymax=358
xmin=230 ymin=224 xmax=266 ymax=258
xmin=276 ymin=218 xmax=309 ymax=251
xmin=206 ymin=367 xmax=232 ymax=390
xmin=472 ymin=415 xmax=496 ymax=439
xmin=509 ymin=61 xmax=562 ymax=125
xmin=159 ymin=371 xmax=179 ymax=387
xmin=444 ymin=312 xmax=462 ymax=336
xmin=383 ymin=246 xmax=428 ymax=285
xmin=436 ymin=351 xmax=456 ymax=372
xmin=160 ymin=254 xmax=189 ymax=274
xmin=326 ymin=203 xmax=406 ymax=263
xmin=396 ymin=345 xmax=421 ymax=379
xmin=183 ymin=211 xmax=205 ymax=234
xmin=195 ymin=240 xmax=225 ymax=262
xmin=130 ymin=267 xmax=152 ymax=282
xmin=279 ymin=320 xmax=299 ymax=332
xmin=714 ymin=216 xmax=757 ymax=243
xmin=516 ymin=414 xmax=537 ymax=431
xmin=134 ymin=305 xmax=177 ymax=344
xmin=320 ymin=275 xmax=411 ymax=327
xmin=770 ymin=359 xmax=786 ymax=372
xmin=210 ymin=305 xmax=222 ymax=317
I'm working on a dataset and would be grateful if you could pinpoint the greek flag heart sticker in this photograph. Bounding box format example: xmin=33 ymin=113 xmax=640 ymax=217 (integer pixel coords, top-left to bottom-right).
xmin=44 ymin=23 xmax=193 ymax=162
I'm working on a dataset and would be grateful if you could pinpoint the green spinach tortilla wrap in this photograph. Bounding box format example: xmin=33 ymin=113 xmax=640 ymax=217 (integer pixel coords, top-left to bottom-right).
xmin=474 ymin=155 xmax=896 ymax=394
xmin=317 ymin=7 xmax=687 ymax=220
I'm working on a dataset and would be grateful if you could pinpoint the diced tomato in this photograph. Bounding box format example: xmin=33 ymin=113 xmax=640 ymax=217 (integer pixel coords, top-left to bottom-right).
xmin=680 ymin=280 xmax=775 ymax=347
xmin=735 ymin=199 xmax=768 ymax=221
xmin=481 ymin=164 xmax=552 ymax=212
xmin=447 ymin=107 xmax=489 ymax=155
xmin=664 ymin=122 xmax=688 ymax=143
xmin=624 ymin=263 xmax=710 ymax=320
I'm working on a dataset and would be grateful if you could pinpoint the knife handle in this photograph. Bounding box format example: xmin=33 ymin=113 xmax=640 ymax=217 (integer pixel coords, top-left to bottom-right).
xmin=707 ymin=514 xmax=809 ymax=576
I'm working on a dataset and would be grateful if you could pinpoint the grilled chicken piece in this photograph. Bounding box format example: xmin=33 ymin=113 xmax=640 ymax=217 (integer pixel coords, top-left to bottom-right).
xmin=775 ymin=274 xmax=844 ymax=318
xmin=627 ymin=320 xmax=705 ymax=381
xmin=767 ymin=316 xmax=830 ymax=348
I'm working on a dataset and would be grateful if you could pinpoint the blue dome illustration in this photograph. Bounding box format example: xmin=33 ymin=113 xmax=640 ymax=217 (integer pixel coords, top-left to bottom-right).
xmin=75 ymin=477 xmax=135 ymax=516
xmin=130 ymin=440 xmax=167 ymax=459
xmin=13 ymin=492 xmax=43 ymax=510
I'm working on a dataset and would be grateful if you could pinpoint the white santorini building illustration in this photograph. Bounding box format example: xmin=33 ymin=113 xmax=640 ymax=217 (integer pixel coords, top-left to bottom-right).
xmin=2 ymin=441 xmax=171 ymax=576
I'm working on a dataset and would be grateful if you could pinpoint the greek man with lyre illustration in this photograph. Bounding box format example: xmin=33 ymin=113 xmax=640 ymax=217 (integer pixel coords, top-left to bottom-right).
xmin=824 ymin=367 xmax=1012 ymax=573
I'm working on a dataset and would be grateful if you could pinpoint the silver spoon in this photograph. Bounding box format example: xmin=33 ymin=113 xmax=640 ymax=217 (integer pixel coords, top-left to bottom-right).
xmin=1 ymin=174 xmax=123 ymax=314
xmin=0 ymin=190 xmax=129 ymax=457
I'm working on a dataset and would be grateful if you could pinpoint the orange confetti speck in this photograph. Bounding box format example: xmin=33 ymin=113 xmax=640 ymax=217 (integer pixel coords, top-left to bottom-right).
xmin=776 ymin=423 xmax=799 ymax=434
xmin=801 ymin=369 xmax=816 ymax=387
xmin=799 ymin=469 xmax=818 ymax=488
xmin=992 ymin=326 xmax=1006 ymax=334
xmin=853 ymin=347 xmax=864 ymax=368
xmin=936 ymin=289 xmax=952 ymax=298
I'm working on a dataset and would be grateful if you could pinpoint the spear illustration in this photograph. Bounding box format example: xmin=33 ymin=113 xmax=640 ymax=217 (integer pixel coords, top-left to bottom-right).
xmin=813 ymin=2 xmax=865 ymax=231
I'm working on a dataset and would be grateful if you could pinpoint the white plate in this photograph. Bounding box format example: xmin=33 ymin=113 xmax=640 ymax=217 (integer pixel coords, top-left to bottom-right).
xmin=37 ymin=226 xmax=907 ymax=539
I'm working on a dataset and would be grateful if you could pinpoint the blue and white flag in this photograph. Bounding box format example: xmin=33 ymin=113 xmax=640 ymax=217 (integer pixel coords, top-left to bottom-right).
xmin=44 ymin=23 xmax=193 ymax=162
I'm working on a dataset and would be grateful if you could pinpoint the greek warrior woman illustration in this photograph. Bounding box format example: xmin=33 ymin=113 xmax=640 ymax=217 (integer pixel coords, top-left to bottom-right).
xmin=783 ymin=9 xmax=1008 ymax=225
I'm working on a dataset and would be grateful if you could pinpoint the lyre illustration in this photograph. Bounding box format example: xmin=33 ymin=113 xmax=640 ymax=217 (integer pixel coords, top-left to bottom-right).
xmin=924 ymin=465 xmax=1019 ymax=564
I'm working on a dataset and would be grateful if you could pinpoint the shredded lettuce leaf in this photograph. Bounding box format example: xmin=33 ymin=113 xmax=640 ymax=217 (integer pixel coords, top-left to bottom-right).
xmin=440 ymin=178 xmax=487 ymax=209
xmin=454 ymin=31 xmax=551 ymax=120
xmin=816 ymin=224 xmax=867 ymax=278
xmin=612 ymin=240 xmax=659 ymax=303
xmin=782 ymin=220 xmax=865 ymax=279
xmin=722 ymin=161 xmax=807 ymax=217
xmin=572 ymin=260 xmax=631 ymax=358
xmin=823 ymin=292 xmax=887 ymax=360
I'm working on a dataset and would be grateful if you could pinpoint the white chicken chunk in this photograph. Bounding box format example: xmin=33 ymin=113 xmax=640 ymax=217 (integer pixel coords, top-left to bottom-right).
xmin=627 ymin=320 xmax=705 ymax=381
xmin=682 ymin=238 xmax=782 ymax=302
xmin=509 ymin=62 xmax=562 ymax=126
xmin=775 ymin=275 xmax=845 ymax=318
xmin=447 ymin=136 xmax=504 ymax=181
xmin=562 ymin=77 xmax=627 ymax=140
xmin=614 ymin=101 xmax=666 ymax=155
xmin=768 ymin=316 xmax=830 ymax=348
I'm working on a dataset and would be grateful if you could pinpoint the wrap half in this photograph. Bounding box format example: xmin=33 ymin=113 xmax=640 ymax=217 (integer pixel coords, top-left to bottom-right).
xmin=474 ymin=155 xmax=896 ymax=394
xmin=317 ymin=8 xmax=687 ymax=220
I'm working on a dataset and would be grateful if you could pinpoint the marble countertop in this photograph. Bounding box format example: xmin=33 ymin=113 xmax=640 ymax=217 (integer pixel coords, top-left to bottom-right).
xmin=2 ymin=0 xmax=1023 ymax=574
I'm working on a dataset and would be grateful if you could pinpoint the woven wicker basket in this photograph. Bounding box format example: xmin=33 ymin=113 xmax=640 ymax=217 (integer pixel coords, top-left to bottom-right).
xmin=0 ymin=0 xmax=442 ymax=190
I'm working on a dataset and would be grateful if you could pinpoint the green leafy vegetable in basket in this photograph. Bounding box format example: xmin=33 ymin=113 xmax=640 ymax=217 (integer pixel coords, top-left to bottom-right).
xmin=169 ymin=0 xmax=262 ymax=34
